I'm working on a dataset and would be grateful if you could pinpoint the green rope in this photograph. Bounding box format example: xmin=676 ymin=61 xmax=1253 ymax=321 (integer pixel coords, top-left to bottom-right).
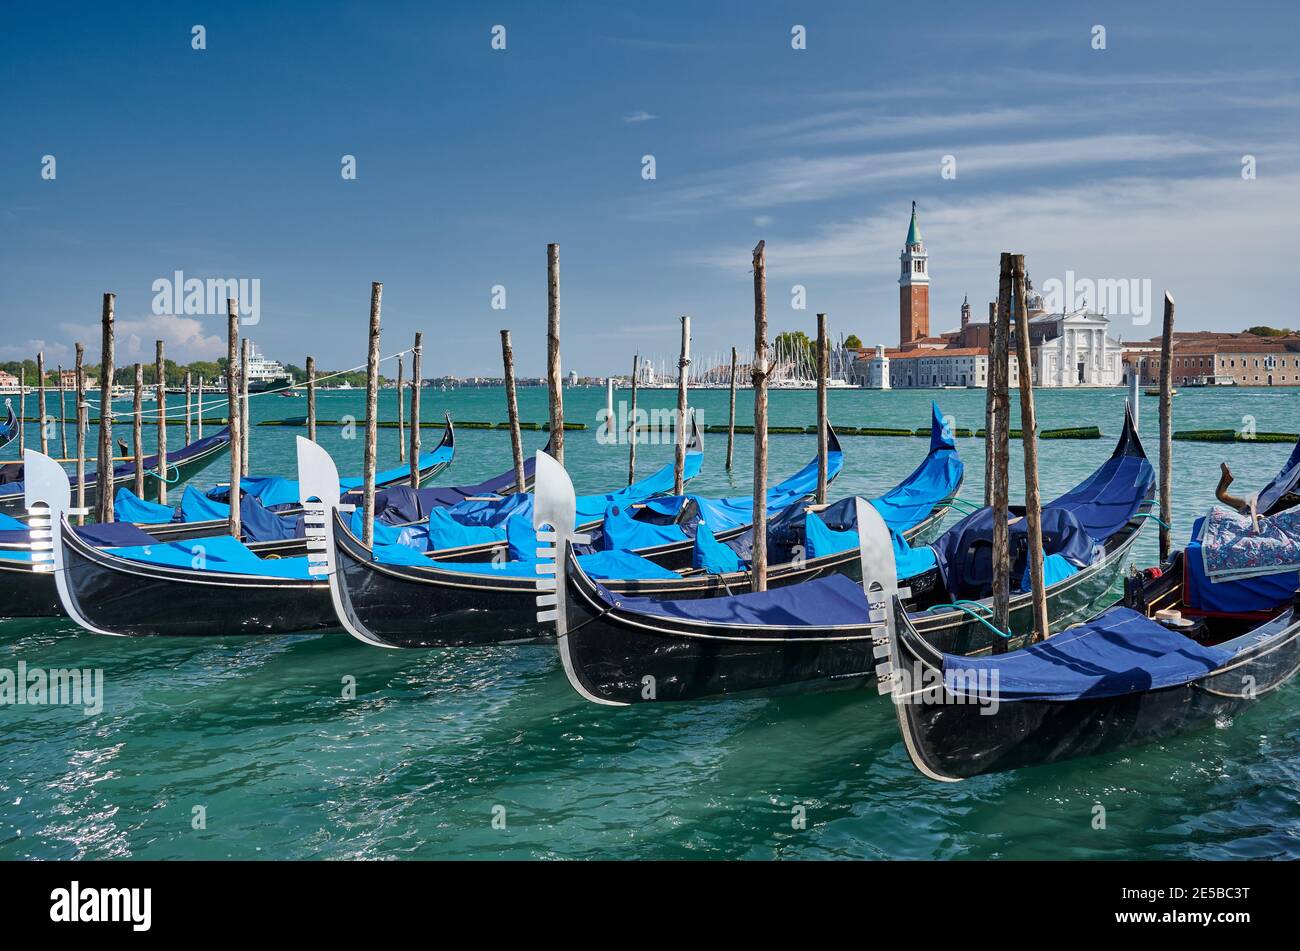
xmin=147 ymin=464 xmax=182 ymax=485
xmin=929 ymin=600 xmax=1013 ymax=640
xmin=940 ymin=496 xmax=981 ymax=514
xmin=1132 ymin=512 xmax=1170 ymax=529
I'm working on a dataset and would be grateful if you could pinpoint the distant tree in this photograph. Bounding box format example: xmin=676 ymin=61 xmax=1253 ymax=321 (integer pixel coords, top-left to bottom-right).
xmin=1245 ymin=325 xmax=1292 ymax=337
xmin=843 ymin=334 xmax=863 ymax=349
xmin=774 ymin=330 xmax=814 ymax=365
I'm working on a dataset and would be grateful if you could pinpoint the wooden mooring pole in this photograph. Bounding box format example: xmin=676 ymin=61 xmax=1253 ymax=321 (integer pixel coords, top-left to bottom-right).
xmin=185 ymin=371 xmax=193 ymax=446
xmin=990 ymin=263 xmax=1011 ymax=650
xmin=239 ymin=338 xmax=250 ymax=476
xmin=1011 ymin=253 xmax=1049 ymax=642
xmin=155 ymin=340 xmax=168 ymax=504
xmin=305 ymin=356 xmax=316 ymax=444
xmin=225 ymin=300 xmax=241 ymax=540
xmin=546 ymin=243 xmax=564 ymax=463
xmin=362 ymin=282 xmax=382 ymax=547
xmin=751 ymin=241 xmax=769 ymax=593
xmin=726 ymin=346 xmax=738 ymax=471
xmin=984 ymin=300 xmax=998 ymax=506
xmin=409 ymin=334 xmax=422 ymax=488
xmin=37 ymin=352 xmax=47 ymax=455
xmin=674 ymin=315 xmax=691 ymax=495
xmin=628 ymin=354 xmax=640 ymax=485
xmin=816 ymin=313 xmax=828 ymax=505
xmin=95 ymin=293 xmax=115 ymax=523
xmin=74 ymin=344 xmax=86 ymax=525
xmin=132 ymin=364 xmax=145 ymax=497
xmin=1159 ymin=291 xmax=1175 ymax=563
xmin=197 ymin=377 xmax=204 ymax=440
xmin=17 ymin=367 xmax=24 ymax=455
xmin=58 ymin=364 xmax=69 ymax=459
xmin=396 ymin=353 xmax=405 ymax=463
xmin=500 ymin=329 xmax=526 ymax=494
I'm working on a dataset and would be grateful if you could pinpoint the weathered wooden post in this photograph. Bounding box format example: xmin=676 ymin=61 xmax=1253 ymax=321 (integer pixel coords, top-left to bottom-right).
xmin=155 ymin=340 xmax=168 ymax=504
xmin=58 ymin=364 xmax=69 ymax=459
xmin=37 ymin=352 xmax=47 ymax=454
xmin=305 ymin=356 xmax=316 ymax=444
xmin=95 ymin=294 xmax=116 ymax=523
xmin=239 ymin=338 xmax=250 ymax=475
xmin=816 ymin=313 xmax=829 ymax=505
xmin=1011 ymin=254 xmax=1048 ymax=642
xmin=75 ymin=344 xmax=87 ymax=525
xmin=396 ymin=353 xmax=405 ymax=463
xmin=546 ymin=243 xmax=564 ymax=463
xmin=197 ymin=377 xmax=204 ymax=439
xmin=132 ymin=363 xmax=145 ymax=497
xmin=628 ymin=354 xmax=640 ymax=485
xmin=1159 ymin=291 xmax=1175 ymax=563
xmin=984 ymin=301 xmax=999 ymax=506
xmin=751 ymin=241 xmax=769 ymax=592
xmin=17 ymin=367 xmax=25 ymax=454
xmin=408 ymin=334 xmax=422 ymax=488
xmin=500 ymin=329 xmax=526 ymax=493
xmin=674 ymin=315 xmax=691 ymax=494
xmin=726 ymin=346 xmax=738 ymax=471
xmin=185 ymin=371 xmax=193 ymax=446
xmin=225 ymin=300 xmax=241 ymax=540
xmin=1128 ymin=370 xmax=1140 ymax=433
xmin=362 ymin=282 xmax=383 ymax=547
xmin=990 ymin=261 xmax=1012 ymax=650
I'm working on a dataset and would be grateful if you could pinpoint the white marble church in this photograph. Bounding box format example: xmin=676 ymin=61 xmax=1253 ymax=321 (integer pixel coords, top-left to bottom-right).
xmin=1026 ymin=310 xmax=1125 ymax=387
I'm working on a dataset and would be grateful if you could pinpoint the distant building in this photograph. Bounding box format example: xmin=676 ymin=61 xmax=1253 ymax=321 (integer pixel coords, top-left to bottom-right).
xmin=0 ymin=371 xmax=19 ymax=391
xmin=1123 ymin=331 xmax=1300 ymax=387
xmin=567 ymin=370 xmax=578 ymax=386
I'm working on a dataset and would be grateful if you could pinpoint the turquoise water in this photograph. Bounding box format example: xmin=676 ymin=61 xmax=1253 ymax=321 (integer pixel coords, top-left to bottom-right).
xmin=2 ymin=385 xmax=1299 ymax=859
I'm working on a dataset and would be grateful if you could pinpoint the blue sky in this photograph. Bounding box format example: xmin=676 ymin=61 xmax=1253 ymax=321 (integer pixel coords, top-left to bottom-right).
xmin=2 ymin=1 xmax=1298 ymax=376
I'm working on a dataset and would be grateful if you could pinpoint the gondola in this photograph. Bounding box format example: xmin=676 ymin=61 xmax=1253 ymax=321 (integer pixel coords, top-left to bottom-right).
xmin=110 ymin=413 xmax=457 ymax=544
xmin=0 ymin=425 xmax=233 ymax=518
xmin=876 ymin=525 xmax=1300 ymax=781
xmin=1 ymin=429 xmax=540 ymax=623
xmin=22 ymin=418 xmax=693 ymax=636
xmin=311 ymin=407 xmax=959 ymax=649
xmin=0 ymin=399 xmax=17 ymax=451
xmin=546 ymin=408 xmax=1156 ymax=704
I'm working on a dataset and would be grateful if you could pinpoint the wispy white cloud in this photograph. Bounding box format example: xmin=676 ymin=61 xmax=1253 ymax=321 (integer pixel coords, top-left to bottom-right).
xmin=56 ymin=314 xmax=225 ymax=364
xmin=622 ymin=110 xmax=658 ymax=123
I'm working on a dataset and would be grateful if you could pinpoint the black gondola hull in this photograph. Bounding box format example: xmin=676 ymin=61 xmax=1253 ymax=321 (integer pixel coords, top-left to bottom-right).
xmin=58 ymin=525 xmax=334 ymax=637
xmin=0 ymin=559 xmax=61 ymax=616
xmin=890 ymin=601 xmax=1300 ymax=780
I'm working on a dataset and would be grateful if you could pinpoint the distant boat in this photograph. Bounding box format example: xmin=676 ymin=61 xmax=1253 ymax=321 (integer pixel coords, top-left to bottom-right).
xmin=1144 ymin=387 xmax=1177 ymax=396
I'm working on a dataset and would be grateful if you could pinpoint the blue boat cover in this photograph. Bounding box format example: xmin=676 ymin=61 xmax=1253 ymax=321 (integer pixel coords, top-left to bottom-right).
xmin=693 ymin=520 xmax=744 ymax=573
xmin=506 ymin=514 xmax=538 ymax=561
xmin=423 ymin=508 xmax=505 ymax=550
xmin=1042 ymin=413 xmax=1153 ymax=542
xmin=75 ymin=522 xmax=157 ymax=548
xmin=869 ymin=403 xmax=964 ymax=532
xmin=106 ymin=535 xmax=313 ymax=579
xmin=942 ymin=607 xmax=1234 ymax=702
xmin=113 ymin=489 xmax=177 ymax=524
xmin=598 ymin=571 xmax=873 ymax=629
xmin=573 ymin=452 xmax=703 ymax=525
xmin=441 ymin=492 xmax=534 ymax=528
xmin=1020 ymin=552 xmax=1078 ymax=591
xmin=1184 ymin=517 xmax=1297 ymax=614
xmin=0 ymin=402 xmax=18 ymax=449
xmin=0 ymin=512 xmax=25 ymax=531
xmin=601 ymin=503 xmax=688 ymax=551
xmin=339 ymin=444 xmax=454 ymax=491
xmin=411 ymin=450 xmax=540 ymax=510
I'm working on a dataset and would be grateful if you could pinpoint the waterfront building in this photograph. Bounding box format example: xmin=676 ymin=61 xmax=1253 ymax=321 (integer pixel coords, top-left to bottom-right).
xmin=1122 ymin=331 xmax=1300 ymax=387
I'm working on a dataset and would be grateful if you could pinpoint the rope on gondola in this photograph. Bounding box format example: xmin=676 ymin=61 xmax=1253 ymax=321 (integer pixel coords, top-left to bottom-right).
xmin=929 ymin=599 xmax=1012 ymax=640
xmin=939 ymin=496 xmax=980 ymax=514
xmin=1132 ymin=512 xmax=1171 ymax=529
xmin=146 ymin=464 xmax=182 ymax=484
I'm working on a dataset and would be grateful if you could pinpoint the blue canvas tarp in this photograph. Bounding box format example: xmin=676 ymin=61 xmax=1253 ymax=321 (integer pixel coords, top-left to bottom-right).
xmin=106 ymin=534 xmax=313 ymax=579
xmin=942 ymin=607 xmax=1233 ymax=702
xmin=598 ymin=572 xmax=874 ymax=629
xmin=692 ymin=520 xmax=744 ymax=573
xmin=374 ymin=542 xmax=679 ymax=580
xmin=113 ymin=488 xmax=177 ymax=524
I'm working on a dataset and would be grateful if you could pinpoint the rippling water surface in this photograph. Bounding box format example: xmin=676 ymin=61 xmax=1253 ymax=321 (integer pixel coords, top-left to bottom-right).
xmin=2 ymin=385 xmax=1298 ymax=859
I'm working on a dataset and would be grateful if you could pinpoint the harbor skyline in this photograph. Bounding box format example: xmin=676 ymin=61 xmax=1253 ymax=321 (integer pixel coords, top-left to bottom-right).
xmin=3 ymin=2 xmax=1299 ymax=377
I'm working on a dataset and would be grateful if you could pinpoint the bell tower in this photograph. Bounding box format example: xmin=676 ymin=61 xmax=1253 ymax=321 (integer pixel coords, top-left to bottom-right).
xmin=899 ymin=201 xmax=930 ymax=345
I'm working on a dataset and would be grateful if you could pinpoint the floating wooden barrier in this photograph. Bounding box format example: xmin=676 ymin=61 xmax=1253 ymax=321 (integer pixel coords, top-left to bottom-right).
xmin=1174 ymin=429 xmax=1296 ymax=443
xmin=256 ymin=418 xmax=586 ymax=430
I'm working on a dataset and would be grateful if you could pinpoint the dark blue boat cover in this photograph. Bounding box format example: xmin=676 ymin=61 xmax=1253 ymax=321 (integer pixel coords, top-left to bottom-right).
xmin=597 ymin=571 xmax=874 ymax=629
xmin=74 ymin=522 xmax=158 ymax=547
xmin=942 ymin=607 xmax=1234 ymax=701
xmin=1256 ymin=436 xmax=1300 ymax=514
xmin=1184 ymin=517 xmax=1297 ymax=614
